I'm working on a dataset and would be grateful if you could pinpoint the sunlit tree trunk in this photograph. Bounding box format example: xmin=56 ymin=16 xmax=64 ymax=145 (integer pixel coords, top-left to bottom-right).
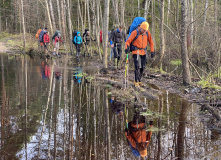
xmin=66 ymin=0 xmax=73 ymax=55
xmin=45 ymin=0 xmax=53 ymax=34
xmin=56 ymin=0 xmax=62 ymax=30
xmin=61 ymin=0 xmax=66 ymax=41
xmin=96 ymin=0 xmax=102 ymax=60
xmin=103 ymin=0 xmax=110 ymax=68
xmin=49 ymin=0 xmax=56 ymax=31
xmin=77 ymin=0 xmax=84 ymax=34
xmin=151 ymin=0 xmax=156 ymax=50
xmin=20 ymin=0 xmax=26 ymax=49
xmin=144 ymin=0 xmax=150 ymax=19
xmin=180 ymin=0 xmax=191 ymax=85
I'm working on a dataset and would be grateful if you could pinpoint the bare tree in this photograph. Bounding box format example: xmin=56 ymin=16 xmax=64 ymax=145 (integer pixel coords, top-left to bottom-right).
xmin=66 ymin=0 xmax=73 ymax=55
xmin=45 ymin=0 xmax=53 ymax=34
xmin=180 ymin=0 xmax=191 ymax=85
xmin=112 ymin=0 xmax=120 ymax=25
xmin=56 ymin=0 xmax=62 ymax=30
xmin=49 ymin=0 xmax=56 ymax=31
xmin=103 ymin=0 xmax=110 ymax=68
xmin=20 ymin=0 xmax=26 ymax=49
xmin=203 ymin=0 xmax=208 ymax=30
xmin=144 ymin=0 xmax=150 ymax=19
xmin=61 ymin=0 xmax=66 ymax=41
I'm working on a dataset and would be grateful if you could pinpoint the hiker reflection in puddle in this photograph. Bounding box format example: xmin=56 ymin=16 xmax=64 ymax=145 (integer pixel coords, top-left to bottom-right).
xmin=54 ymin=60 xmax=62 ymax=80
xmin=74 ymin=67 xmax=82 ymax=83
xmin=39 ymin=61 xmax=51 ymax=79
xmin=110 ymin=96 xmax=124 ymax=117
xmin=125 ymin=107 xmax=153 ymax=158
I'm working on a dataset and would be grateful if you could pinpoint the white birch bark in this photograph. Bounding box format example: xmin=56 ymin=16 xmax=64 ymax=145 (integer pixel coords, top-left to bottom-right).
xmin=120 ymin=0 xmax=124 ymax=27
xmin=66 ymin=0 xmax=73 ymax=54
xmin=45 ymin=0 xmax=53 ymax=34
xmin=56 ymin=0 xmax=62 ymax=30
xmin=138 ymin=0 xmax=140 ymax=17
xmin=103 ymin=0 xmax=110 ymax=68
xmin=49 ymin=0 xmax=56 ymax=31
xmin=144 ymin=0 xmax=151 ymax=19
xmin=112 ymin=0 xmax=119 ymax=25
xmin=20 ymin=0 xmax=25 ymax=49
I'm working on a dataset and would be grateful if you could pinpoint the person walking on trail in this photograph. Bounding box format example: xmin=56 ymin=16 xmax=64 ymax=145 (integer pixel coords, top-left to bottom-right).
xmin=83 ymin=29 xmax=91 ymax=57
xmin=53 ymin=33 xmax=64 ymax=56
xmin=43 ymin=31 xmax=50 ymax=54
xmin=39 ymin=27 xmax=47 ymax=52
xmin=125 ymin=22 xmax=155 ymax=87
xmin=125 ymin=108 xmax=153 ymax=158
xmin=109 ymin=25 xmax=126 ymax=69
xmin=73 ymin=31 xmax=83 ymax=57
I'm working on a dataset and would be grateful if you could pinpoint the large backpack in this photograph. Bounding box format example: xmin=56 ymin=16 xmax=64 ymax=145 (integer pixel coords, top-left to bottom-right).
xmin=52 ymin=30 xmax=61 ymax=40
xmin=72 ymin=30 xmax=79 ymax=44
xmin=35 ymin=29 xmax=42 ymax=40
xmin=126 ymin=17 xmax=148 ymax=52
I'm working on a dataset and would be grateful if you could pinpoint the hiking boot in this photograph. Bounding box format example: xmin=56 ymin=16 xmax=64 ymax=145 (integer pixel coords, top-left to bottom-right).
xmin=134 ymin=81 xmax=140 ymax=87
xmin=139 ymin=82 xmax=145 ymax=87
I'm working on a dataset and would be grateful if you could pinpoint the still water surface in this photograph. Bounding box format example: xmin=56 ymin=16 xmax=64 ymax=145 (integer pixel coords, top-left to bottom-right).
xmin=0 ymin=54 xmax=220 ymax=160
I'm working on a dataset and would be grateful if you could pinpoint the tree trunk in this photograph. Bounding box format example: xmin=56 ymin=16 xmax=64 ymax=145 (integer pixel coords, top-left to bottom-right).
xmin=166 ymin=0 xmax=170 ymax=25
xmin=61 ymin=0 xmax=66 ymax=41
xmin=87 ymin=0 xmax=92 ymax=57
xmin=20 ymin=0 xmax=26 ymax=49
xmin=180 ymin=0 xmax=191 ymax=85
xmin=45 ymin=0 xmax=53 ymax=34
xmin=56 ymin=0 xmax=62 ymax=30
xmin=203 ymin=0 xmax=208 ymax=31
xmin=138 ymin=0 xmax=140 ymax=17
xmin=144 ymin=0 xmax=150 ymax=19
xmin=103 ymin=0 xmax=110 ymax=68
xmin=120 ymin=0 xmax=124 ymax=27
xmin=77 ymin=0 xmax=84 ymax=34
xmin=151 ymin=0 xmax=156 ymax=51
xmin=66 ymin=0 xmax=73 ymax=55
xmin=96 ymin=0 xmax=102 ymax=60
xmin=49 ymin=0 xmax=56 ymax=31
xmin=159 ymin=0 xmax=165 ymax=68
xmin=112 ymin=0 xmax=119 ymax=25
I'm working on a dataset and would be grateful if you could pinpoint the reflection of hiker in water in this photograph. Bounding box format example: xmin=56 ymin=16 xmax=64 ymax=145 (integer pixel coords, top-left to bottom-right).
xmin=74 ymin=68 xmax=82 ymax=83
xmin=40 ymin=61 xmax=51 ymax=79
xmin=110 ymin=96 xmax=124 ymax=116
xmin=54 ymin=60 xmax=62 ymax=80
xmin=125 ymin=107 xmax=153 ymax=158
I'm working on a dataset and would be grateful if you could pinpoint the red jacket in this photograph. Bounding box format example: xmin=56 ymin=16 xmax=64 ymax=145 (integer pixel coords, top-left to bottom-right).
xmin=54 ymin=36 xmax=63 ymax=45
xmin=43 ymin=34 xmax=50 ymax=43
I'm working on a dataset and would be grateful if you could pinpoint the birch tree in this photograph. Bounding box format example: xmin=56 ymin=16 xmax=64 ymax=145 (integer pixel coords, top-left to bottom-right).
xmin=56 ymin=0 xmax=62 ymax=30
xmin=144 ymin=0 xmax=150 ymax=19
xmin=49 ymin=0 xmax=56 ymax=31
xmin=180 ymin=0 xmax=191 ymax=85
xmin=45 ymin=0 xmax=53 ymax=34
xmin=66 ymin=0 xmax=73 ymax=54
xmin=112 ymin=0 xmax=119 ymax=25
xmin=20 ymin=0 xmax=26 ymax=49
xmin=61 ymin=0 xmax=66 ymax=41
xmin=103 ymin=0 xmax=110 ymax=68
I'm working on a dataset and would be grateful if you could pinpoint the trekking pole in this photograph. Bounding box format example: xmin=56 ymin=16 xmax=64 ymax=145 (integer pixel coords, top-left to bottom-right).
xmin=125 ymin=53 xmax=129 ymax=89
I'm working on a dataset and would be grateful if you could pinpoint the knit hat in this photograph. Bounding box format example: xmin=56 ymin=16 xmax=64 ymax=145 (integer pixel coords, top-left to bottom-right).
xmin=139 ymin=149 xmax=147 ymax=157
xmin=140 ymin=22 xmax=149 ymax=31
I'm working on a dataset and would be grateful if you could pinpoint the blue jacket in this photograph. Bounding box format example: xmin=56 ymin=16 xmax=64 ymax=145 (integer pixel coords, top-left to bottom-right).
xmin=74 ymin=32 xmax=82 ymax=44
xmin=39 ymin=29 xmax=46 ymax=42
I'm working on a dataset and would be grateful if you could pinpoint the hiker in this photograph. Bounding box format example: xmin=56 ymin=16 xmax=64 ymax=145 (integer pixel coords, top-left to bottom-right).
xmin=39 ymin=27 xmax=47 ymax=52
xmin=73 ymin=31 xmax=82 ymax=56
xmin=109 ymin=25 xmax=126 ymax=69
xmin=125 ymin=107 xmax=153 ymax=158
xmin=43 ymin=31 xmax=50 ymax=54
xmin=125 ymin=21 xmax=155 ymax=87
xmin=100 ymin=30 xmax=102 ymax=43
xmin=110 ymin=96 xmax=124 ymax=117
xmin=35 ymin=29 xmax=42 ymax=49
xmin=53 ymin=33 xmax=64 ymax=56
xmin=83 ymin=29 xmax=93 ymax=56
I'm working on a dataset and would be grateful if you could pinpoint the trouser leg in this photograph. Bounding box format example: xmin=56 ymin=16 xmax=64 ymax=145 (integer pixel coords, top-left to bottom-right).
xmin=139 ymin=55 xmax=147 ymax=82
xmin=117 ymin=44 xmax=122 ymax=68
xmin=133 ymin=54 xmax=139 ymax=82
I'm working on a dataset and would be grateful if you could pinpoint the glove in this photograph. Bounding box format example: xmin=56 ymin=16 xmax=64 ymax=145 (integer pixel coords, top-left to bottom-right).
xmin=149 ymin=120 xmax=153 ymax=125
xmin=151 ymin=52 xmax=155 ymax=58
xmin=125 ymin=128 xmax=129 ymax=135
xmin=125 ymin=45 xmax=130 ymax=54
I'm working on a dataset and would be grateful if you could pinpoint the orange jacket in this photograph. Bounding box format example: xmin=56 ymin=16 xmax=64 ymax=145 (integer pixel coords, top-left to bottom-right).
xmin=35 ymin=29 xmax=42 ymax=40
xmin=125 ymin=29 xmax=154 ymax=55
xmin=125 ymin=123 xmax=153 ymax=149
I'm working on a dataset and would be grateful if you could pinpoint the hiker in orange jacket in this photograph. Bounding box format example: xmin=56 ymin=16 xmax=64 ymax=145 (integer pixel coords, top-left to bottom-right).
xmin=125 ymin=108 xmax=153 ymax=158
xmin=125 ymin=22 xmax=155 ymax=87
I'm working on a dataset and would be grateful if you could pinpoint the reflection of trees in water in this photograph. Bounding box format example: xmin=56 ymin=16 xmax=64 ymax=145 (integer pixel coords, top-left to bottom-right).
xmin=1 ymin=55 xmax=220 ymax=159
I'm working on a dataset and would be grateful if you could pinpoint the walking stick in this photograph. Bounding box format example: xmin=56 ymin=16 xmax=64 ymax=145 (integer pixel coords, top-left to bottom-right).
xmin=124 ymin=104 xmax=128 ymax=129
xmin=125 ymin=53 xmax=129 ymax=89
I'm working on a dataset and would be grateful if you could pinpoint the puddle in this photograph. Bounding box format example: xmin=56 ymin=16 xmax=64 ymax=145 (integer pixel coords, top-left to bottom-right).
xmin=0 ymin=54 xmax=220 ymax=159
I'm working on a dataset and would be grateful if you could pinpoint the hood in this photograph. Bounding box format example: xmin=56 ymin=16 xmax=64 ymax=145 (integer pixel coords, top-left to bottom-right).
xmin=77 ymin=31 xmax=80 ymax=35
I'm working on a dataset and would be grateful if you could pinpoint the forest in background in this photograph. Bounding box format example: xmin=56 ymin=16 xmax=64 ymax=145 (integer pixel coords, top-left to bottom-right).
xmin=0 ymin=0 xmax=220 ymax=85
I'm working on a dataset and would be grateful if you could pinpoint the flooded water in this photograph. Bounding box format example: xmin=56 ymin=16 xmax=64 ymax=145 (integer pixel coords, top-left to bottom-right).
xmin=0 ymin=54 xmax=220 ymax=160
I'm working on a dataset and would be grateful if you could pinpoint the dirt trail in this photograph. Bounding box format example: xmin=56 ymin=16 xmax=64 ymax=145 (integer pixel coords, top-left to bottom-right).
xmin=0 ymin=42 xmax=10 ymax=53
